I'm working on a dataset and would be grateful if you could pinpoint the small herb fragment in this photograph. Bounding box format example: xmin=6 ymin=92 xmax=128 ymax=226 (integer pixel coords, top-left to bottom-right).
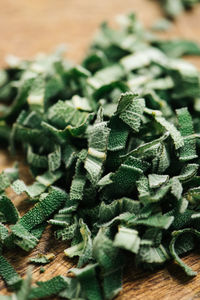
xmin=158 ymin=0 xmax=200 ymax=19
xmin=29 ymin=253 xmax=55 ymax=265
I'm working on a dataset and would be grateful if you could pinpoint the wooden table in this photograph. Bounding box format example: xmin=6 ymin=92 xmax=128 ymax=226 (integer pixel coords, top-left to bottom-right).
xmin=1 ymin=1 xmax=200 ymax=299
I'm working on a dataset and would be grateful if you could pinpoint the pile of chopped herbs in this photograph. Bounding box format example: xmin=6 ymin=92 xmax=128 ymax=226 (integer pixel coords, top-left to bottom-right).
xmin=158 ymin=0 xmax=200 ymax=19
xmin=1 ymin=12 xmax=200 ymax=299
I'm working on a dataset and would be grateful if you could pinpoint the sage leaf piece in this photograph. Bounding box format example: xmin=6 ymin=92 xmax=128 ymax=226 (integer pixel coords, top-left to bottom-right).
xmin=158 ymin=0 xmax=200 ymax=19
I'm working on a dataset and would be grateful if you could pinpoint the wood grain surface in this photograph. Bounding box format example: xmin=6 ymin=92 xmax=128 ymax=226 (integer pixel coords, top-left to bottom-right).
xmin=1 ymin=1 xmax=200 ymax=299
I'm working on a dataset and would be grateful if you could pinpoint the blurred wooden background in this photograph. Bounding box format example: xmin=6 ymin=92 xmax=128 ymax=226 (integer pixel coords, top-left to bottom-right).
xmin=1 ymin=0 xmax=200 ymax=299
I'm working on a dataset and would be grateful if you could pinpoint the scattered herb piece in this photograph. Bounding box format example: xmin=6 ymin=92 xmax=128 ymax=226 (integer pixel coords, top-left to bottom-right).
xmin=39 ymin=267 xmax=45 ymax=274
xmin=29 ymin=253 xmax=55 ymax=265
xmin=158 ymin=0 xmax=200 ymax=19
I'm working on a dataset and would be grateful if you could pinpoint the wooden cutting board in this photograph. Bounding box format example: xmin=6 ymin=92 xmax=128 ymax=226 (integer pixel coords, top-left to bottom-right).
xmin=1 ymin=1 xmax=200 ymax=299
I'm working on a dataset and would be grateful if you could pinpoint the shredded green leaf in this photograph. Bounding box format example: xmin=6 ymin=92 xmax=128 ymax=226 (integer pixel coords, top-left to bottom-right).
xmin=1 ymin=11 xmax=200 ymax=300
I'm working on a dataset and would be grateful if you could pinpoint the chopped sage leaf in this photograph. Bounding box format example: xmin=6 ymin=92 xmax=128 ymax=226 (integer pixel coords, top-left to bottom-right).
xmin=1 ymin=11 xmax=200 ymax=300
